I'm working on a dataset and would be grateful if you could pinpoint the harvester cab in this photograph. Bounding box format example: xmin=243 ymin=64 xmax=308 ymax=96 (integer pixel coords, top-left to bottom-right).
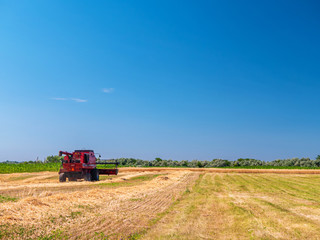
xmin=58 ymin=150 xmax=118 ymax=182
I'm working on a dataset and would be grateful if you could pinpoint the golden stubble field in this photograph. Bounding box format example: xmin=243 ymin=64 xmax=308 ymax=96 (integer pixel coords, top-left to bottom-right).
xmin=1 ymin=168 xmax=320 ymax=239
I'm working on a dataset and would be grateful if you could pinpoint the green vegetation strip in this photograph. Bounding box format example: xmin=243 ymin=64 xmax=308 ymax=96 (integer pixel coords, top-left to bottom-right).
xmin=0 ymin=195 xmax=18 ymax=203
xmin=0 ymin=224 xmax=67 ymax=239
xmin=0 ymin=163 xmax=60 ymax=174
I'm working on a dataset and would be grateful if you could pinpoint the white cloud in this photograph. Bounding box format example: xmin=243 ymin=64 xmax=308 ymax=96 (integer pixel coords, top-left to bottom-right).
xmin=52 ymin=97 xmax=67 ymax=101
xmin=51 ymin=98 xmax=87 ymax=103
xmin=102 ymin=88 xmax=114 ymax=93
xmin=71 ymin=98 xmax=88 ymax=103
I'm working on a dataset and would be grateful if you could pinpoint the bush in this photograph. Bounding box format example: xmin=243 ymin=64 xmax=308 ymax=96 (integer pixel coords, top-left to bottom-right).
xmin=233 ymin=158 xmax=264 ymax=167
xmin=45 ymin=155 xmax=63 ymax=163
xmin=208 ymin=159 xmax=231 ymax=167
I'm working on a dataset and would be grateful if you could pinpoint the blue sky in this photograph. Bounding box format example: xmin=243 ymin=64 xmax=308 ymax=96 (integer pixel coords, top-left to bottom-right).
xmin=0 ymin=0 xmax=320 ymax=161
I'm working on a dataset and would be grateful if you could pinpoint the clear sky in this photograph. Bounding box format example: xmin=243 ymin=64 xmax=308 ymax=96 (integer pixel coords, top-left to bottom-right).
xmin=1 ymin=1 xmax=320 ymax=161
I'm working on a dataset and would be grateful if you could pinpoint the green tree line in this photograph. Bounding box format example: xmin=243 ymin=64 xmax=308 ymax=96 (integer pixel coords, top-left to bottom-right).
xmin=1 ymin=156 xmax=320 ymax=174
xmin=99 ymin=156 xmax=320 ymax=168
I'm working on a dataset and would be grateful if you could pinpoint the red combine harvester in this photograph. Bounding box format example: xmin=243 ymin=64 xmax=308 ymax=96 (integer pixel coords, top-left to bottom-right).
xmin=58 ymin=150 xmax=118 ymax=182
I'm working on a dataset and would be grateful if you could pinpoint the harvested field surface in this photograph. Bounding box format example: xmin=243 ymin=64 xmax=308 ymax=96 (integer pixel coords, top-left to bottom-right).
xmin=121 ymin=167 xmax=320 ymax=174
xmin=1 ymin=170 xmax=320 ymax=239
xmin=0 ymin=170 xmax=199 ymax=239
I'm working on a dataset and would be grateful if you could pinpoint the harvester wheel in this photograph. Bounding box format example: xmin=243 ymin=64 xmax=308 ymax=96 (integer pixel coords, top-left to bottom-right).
xmin=59 ymin=173 xmax=66 ymax=182
xmin=92 ymin=169 xmax=99 ymax=181
xmin=84 ymin=172 xmax=92 ymax=181
xmin=95 ymin=170 xmax=99 ymax=181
